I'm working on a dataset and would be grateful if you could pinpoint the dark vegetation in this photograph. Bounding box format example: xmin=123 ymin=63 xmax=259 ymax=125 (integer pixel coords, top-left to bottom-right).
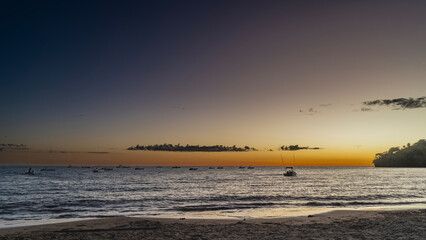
xmin=127 ymin=144 xmax=257 ymax=152
xmin=374 ymin=139 xmax=426 ymax=167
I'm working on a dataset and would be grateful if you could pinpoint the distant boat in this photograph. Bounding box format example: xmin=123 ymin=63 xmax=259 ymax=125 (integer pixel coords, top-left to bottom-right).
xmin=67 ymin=165 xmax=72 ymax=168
xmin=135 ymin=167 xmax=144 ymax=170
xmin=40 ymin=168 xmax=55 ymax=171
xmin=93 ymin=168 xmax=104 ymax=173
xmin=189 ymin=168 xmax=198 ymax=170
xmin=116 ymin=165 xmax=130 ymax=168
xmin=248 ymin=166 xmax=255 ymax=169
xmin=172 ymin=166 xmax=181 ymax=168
xmin=102 ymin=167 xmax=113 ymax=171
xmin=24 ymin=168 xmax=35 ymax=175
xmin=217 ymin=166 xmax=223 ymax=169
xmin=239 ymin=166 xmax=245 ymax=169
xmin=282 ymin=154 xmax=297 ymax=177
xmin=208 ymin=167 xmax=214 ymax=169
xmin=81 ymin=166 xmax=91 ymax=168
xmin=283 ymin=166 xmax=297 ymax=176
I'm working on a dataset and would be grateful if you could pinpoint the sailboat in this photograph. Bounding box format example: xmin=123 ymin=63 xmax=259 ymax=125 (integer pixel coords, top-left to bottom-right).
xmin=282 ymin=153 xmax=297 ymax=177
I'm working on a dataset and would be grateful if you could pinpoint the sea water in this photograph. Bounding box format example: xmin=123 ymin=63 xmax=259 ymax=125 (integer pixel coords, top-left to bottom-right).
xmin=1 ymin=166 xmax=425 ymax=227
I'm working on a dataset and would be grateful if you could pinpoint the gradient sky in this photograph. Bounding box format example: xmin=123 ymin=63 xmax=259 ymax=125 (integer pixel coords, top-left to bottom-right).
xmin=1 ymin=0 xmax=426 ymax=166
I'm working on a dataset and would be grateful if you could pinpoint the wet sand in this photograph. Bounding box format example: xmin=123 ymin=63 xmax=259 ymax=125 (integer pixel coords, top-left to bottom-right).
xmin=1 ymin=209 xmax=425 ymax=239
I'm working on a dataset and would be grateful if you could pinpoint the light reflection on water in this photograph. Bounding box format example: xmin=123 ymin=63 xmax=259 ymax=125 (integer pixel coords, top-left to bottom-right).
xmin=0 ymin=166 xmax=425 ymax=227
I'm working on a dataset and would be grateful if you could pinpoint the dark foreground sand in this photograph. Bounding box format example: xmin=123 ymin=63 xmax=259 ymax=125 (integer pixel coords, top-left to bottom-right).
xmin=1 ymin=209 xmax=425 ymax=239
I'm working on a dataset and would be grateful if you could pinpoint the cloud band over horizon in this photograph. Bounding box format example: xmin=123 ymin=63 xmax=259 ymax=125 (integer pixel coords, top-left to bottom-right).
xmin=363 ymin=97 xmax=426 ymax=110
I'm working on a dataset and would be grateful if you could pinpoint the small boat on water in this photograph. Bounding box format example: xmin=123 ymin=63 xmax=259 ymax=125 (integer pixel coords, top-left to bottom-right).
xmin=40 ymin=168 xmax=55 ymax=171
xmin=102 ymin=167 xmax=113 ymax=171
xmin=239 ymin=166 xmax=245 ymax=169
xmin=81 ymin=166 xmax=91 ymax=168
xmin=248 ymin=166 xmax=255 ymax=169
xmin=217 ymin=166 xmax=223 ymax=169
xmin=189 ymin=168 xmax=198 ymax=170
xmin=282 ymin=153 xmax=297 ymax=177
xmin=24 ymin=168 xmax=35 ymax=175
xmin=93 ymin=168 xmax=104 ymax=173
xmin=135 ymin=167 xmax=144 ymax=170
xmin=172 ymin=166 xmax=181 ymax=168
xmin=116 ymin=164 xmax=130 ymax=168
xmin=283 ymin=166 xmax=297 ymax=176
xmin=66 ymin=165 xmax=72 ymax=168
xmin=208 ymin=167 xmax=214 ymax=169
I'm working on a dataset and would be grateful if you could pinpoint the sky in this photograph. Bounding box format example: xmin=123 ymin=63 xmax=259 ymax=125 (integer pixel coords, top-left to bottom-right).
xmin=1 ymin=0 xmax=425 ymax=166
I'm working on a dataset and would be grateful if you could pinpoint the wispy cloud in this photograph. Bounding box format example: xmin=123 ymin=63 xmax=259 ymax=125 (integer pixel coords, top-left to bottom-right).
xmin=360 ymin=107 xmax=373 ymax=112
xmin=319 ymin=103 xmax=332 ymax=107
xmin=0 ymin=143 xmax=29 ymax=151
xmin=280 ymin=145 xmax=321 ymax=151
xmin=363 ymin=96 xmax=426 ymax=110
xmin=299 ymin=107 xmax=320 ymax=116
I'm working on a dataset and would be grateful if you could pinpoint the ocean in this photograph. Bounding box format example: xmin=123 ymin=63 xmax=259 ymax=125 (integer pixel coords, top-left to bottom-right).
xmin=1 ymin=166 xmax=425 ymax=228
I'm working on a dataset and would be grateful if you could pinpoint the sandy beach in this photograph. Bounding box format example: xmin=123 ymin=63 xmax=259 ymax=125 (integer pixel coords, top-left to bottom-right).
xmin=1 ymin=209 xmax=425 ymax=239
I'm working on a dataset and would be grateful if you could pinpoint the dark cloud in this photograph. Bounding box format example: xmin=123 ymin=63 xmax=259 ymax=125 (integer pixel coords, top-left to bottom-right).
xmin=363 ymin=97 xmax=426 ymax=110
xmin=0 ymin=143 xmax=29 ymax=150
xmin=280 ymin=145 xmax=321 ymax=151
xmin=127 ymin=144 xmax=257 ymax=152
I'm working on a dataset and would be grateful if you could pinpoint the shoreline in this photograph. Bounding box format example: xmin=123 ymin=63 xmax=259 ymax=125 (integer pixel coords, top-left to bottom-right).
xmin=1 ymin=208 xmax=425 ymax=239
xmin=2 ymin=203 xmax=425 ymax=230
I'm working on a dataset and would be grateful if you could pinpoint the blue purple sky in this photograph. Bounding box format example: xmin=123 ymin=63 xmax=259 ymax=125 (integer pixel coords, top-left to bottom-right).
xmin=1 ymin=0 xmax=426 ymax=166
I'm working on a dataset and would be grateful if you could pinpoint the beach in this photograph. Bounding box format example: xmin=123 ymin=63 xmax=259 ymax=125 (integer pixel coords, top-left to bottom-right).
xmin=1 ymin=209 xmax=425 ymax=239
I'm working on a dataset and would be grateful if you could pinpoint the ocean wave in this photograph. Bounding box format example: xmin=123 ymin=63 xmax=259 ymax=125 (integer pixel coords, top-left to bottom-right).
xmin=199 ymin=194 xmax=424 ymax=203
xmin=174 ymin=202 xmax=276 ymax=212
xmin=304 ymin=200 xmax=426 ymax=207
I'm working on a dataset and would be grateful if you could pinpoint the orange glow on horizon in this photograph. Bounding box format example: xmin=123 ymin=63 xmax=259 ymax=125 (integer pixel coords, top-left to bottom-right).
xmin=0 ymin=149 xmax=375 ymax=166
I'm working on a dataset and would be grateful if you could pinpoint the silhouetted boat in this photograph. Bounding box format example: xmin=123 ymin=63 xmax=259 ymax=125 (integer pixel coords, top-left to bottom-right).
xmin=24 ymin=168 xmax=35 ymax=175
xmin=93 ymin=168 xmax=104 ymax=173
xmin=172 ymin=166 xmax=181 ymax=168
xmin=116 ymin=165 xmax=130 ymax=168
xmin=81 ymin=166 xmax=91 ymax=168
xmin=135 ymin=167 xmax=144 ymax=170
xmin=40 ymin=168 xmax=55 ymax=171
xmin=67 ymin=165 xmax=72 ymax=168
xmin=248 ymin=166 xmax=255 ymax=169
xmin=283 ymin=166 xmax=297 ymax=176
xmin=208 ymin=167 xmax=214 ymax=169
xmin=217 ymin=166 xmax=223 ymax=169
xmin=102 ymin=167 xmax=113 ymax=171
xmin=189 ymin=168 xmax=198 ymax=170
xmin=282 ymin=154 xmax=297 ymax=177
xmin=239 ymin=166 xmax=245 ymax=169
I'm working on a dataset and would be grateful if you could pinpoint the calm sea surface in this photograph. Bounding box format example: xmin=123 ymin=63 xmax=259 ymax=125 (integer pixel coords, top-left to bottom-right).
xmin=1 ymin=166 xmax=425 ymax=227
